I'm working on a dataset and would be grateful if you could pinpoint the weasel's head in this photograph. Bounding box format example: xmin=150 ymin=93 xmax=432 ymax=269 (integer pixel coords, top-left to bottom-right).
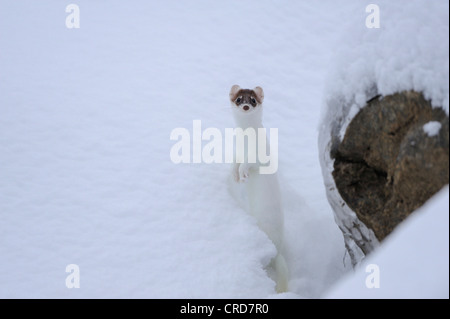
xmin=229 ymin=85 xmax=264 ymax=114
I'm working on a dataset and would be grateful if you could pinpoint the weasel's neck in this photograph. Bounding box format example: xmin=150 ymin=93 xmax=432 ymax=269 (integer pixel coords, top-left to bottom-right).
xmin=232 ymin=107 xmax=264 ymax=129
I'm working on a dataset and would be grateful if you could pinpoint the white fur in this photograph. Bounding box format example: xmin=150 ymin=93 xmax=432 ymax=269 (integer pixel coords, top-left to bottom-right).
xmin=228 ymin=86 xmax=288 ymax=293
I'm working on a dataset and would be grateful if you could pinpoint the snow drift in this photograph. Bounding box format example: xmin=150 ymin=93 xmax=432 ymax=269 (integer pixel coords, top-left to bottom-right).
xmin=325 ymin=186 xmax=449 ymax=299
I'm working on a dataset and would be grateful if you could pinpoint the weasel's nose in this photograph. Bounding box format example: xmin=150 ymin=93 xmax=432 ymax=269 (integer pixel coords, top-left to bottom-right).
xmin=243 ymin=105 xmax=249 ymax=111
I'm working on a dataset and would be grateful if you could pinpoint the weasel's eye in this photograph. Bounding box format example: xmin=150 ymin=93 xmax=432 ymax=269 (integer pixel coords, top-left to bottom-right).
xmin=251 ymin=98 xmax=256 ymax=105
xmin=236 ymin=97 xmax=242 ymax=103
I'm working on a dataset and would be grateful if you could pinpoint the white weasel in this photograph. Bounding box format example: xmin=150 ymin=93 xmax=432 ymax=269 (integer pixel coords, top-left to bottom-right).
xmin=228 ymin=84 xmax=288 ymax=293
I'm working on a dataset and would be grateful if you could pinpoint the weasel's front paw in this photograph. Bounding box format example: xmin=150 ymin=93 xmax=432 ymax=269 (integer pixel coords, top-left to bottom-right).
xmin=233 ymin=168 xmax=240 ymax=182
xmin=239 ymin=164 xmax=249 ymax=183
xmin=232 ymin=164 xmax=240 ymax=182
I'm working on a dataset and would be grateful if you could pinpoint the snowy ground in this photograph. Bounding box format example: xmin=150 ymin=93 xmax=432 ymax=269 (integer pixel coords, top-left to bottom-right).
xmin=326 ymin=186 xmax=449 ymax=299
xmin=0 ymin=1 xmax=447 ymax=298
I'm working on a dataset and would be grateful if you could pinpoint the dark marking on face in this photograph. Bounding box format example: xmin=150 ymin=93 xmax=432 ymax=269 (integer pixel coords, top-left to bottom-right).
xmin=231 ymin=89 xmax=261 ymax=107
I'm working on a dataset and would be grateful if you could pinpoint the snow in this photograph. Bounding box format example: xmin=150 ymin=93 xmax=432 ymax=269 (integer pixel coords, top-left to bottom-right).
xmin=0 ymin=0 xmax=351 ymax=298
xmin=325 ymin=186 xmax=449 ymax=299
xmin=318 ymin=0 xmax=449 ymax=266
xmin=1 ymin=0 xmax=447 ymax=299
xmin=323 ymin=0 xmax=449 ymax=117
xmin=423 ymin=121 xmax=442 ymax=137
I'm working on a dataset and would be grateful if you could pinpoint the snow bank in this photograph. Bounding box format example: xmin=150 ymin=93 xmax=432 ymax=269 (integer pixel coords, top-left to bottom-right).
xmin=324 ymin=0 xmax=449 ymax=120
xmin=319 ymin=0 xmax=449 ymax=265
xmin=0 ymin=0 xmax=350 ymax=298
xmin=325 ymin=185 xmax=449 ymax=299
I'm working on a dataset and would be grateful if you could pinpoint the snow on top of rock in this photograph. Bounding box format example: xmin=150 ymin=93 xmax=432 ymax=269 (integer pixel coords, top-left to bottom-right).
xmin=324 ymin=0 xmax=449 ymax=117
xmin=423 ymin=121 xmax=442 ymax=137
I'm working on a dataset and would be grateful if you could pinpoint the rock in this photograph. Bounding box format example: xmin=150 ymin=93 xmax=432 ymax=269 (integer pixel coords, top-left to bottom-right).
xmin=333 ymin=91 xmax=449 ymax=241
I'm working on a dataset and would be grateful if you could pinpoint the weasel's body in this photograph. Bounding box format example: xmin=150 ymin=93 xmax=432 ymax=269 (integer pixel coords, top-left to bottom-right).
xmin=228 ymin=85 xmax=288 ymax=293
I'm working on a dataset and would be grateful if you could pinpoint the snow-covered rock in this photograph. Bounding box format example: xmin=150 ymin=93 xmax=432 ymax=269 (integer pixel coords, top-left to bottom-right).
xmin=319 ymin=0 xmax=449 ymax=266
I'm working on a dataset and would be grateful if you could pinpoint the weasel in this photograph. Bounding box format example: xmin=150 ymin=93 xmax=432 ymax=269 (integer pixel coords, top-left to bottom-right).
xmin=228 ymin=85 xmax=288 ymax=293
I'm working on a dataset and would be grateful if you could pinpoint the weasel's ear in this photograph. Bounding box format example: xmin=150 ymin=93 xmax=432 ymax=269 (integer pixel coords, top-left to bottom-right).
xmin=253 ymin=86 xmax=264 ymax=104
xmin=229 ymin=85 xmax=241 ymax=101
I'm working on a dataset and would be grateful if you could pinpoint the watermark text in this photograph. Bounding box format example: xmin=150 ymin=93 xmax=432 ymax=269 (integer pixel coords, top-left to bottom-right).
xmin=365 ymin=263 xmax=380 ymax=288
xmin=66 ymin=4 xmax=80 ymax=29
xmin=365 ymin=4 xmax=380 ymax=28
xmin=65 ymin=264 xmax=80 ymax=288
xmin=170 ymin=120 xmax=278 ymax=174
